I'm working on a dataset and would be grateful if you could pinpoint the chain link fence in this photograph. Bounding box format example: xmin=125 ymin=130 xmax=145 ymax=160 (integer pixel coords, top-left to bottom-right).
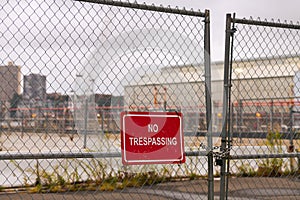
xmin=223 ymin=14 xmax=300 ymax=199
xmin=2 ymin=1 xmax=300 ymax=199
xmin=0 ymin=0 xmax=221 ymax=199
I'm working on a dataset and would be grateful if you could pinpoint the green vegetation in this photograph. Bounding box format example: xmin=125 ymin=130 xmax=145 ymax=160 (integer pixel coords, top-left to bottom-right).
xmin=0 ymin=185 xmax=4 ymax=192
xmin=184 ymin=156 xmax=204 ymax=180
xmin=236 ymin=163 xmax=256 ymax=177
xmin=4 ymin=130 xmax=297 ymax=194
xmin=235 ymin=130 xmax=299 ymax=177
xmin=5 ymin=158 xmax=203 ymax=193
xmin=256 ymin=131 xmax=284 ymax=177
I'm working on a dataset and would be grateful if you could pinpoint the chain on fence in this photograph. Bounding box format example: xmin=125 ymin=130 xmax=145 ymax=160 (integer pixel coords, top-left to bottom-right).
xmin=0 ymin=0 xmax=221 ymax=199
xmin=224 ymin=15 xmax=300 ymax=199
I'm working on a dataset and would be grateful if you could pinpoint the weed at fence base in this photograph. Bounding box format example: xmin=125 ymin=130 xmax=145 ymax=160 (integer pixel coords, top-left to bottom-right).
xmin=234 ymin=131 xmax=300 ymax=177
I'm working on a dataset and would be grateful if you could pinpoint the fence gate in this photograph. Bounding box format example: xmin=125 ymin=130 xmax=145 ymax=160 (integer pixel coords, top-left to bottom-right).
xmin=222 ymin=13 xmax=300 ymax=199
xmin=0 ymin=0 xmax=220 ymax=199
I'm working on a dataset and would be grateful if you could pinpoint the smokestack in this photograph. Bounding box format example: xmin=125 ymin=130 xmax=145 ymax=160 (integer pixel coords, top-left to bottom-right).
xmin=154 ymin=87 xmax=158 ymax=107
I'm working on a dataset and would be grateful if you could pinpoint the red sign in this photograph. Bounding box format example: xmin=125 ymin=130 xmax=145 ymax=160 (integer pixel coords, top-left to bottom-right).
xmin=121 ymin=111 xmax=185 ymax=165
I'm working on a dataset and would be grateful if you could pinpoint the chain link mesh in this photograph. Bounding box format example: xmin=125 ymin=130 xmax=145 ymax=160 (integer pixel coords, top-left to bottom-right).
xmin=4 ymin=1 xmax=299 ymax=199
xmin=0 ymin=0 xmax=215 ymax=199
xmin=227 ymin=17 xmax=300 ymax=199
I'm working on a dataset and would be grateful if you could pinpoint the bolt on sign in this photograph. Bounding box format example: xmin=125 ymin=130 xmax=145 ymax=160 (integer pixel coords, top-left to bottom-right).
xmin=121 ymin=111 xmax=185 ymax=165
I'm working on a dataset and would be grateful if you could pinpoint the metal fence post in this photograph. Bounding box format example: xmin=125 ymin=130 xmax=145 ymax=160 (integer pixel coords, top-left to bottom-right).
xmin=84 ymin=98 xmax=88 ymax=149
xmin=204 ymin=9 xmax=213 ymax=200
xmin=220 ymin=13 xmax=234 ymax=200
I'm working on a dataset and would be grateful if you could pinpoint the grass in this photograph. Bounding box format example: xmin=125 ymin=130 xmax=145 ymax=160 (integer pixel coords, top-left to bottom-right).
xmin=234 ymin=130 xmax=300 ymax=177
xmin=5 ymin=158 xmax=186 ymax=193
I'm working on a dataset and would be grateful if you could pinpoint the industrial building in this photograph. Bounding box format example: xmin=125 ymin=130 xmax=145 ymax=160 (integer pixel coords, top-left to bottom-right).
xmin=124 ymin=55 xmax=300 ymax=133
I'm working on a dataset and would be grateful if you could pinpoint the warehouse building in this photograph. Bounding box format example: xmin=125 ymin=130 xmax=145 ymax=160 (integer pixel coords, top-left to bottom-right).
xmin=124 ymin=55 xmax=300 ymax=133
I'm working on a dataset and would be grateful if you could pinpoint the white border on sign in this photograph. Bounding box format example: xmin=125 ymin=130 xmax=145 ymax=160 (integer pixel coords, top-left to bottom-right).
xmin=122 ymin=113 xmax=184 ymax=164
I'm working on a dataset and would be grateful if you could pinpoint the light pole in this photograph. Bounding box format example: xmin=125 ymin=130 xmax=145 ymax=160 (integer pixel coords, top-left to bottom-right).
xmin=235 ymin=68 xmax=244 ymax=142
xmin=75 ymin=74 xmax=88 ymax=149
xmin=83 ymin=78 xmax=95 ymax=149
xmin=288 ymin=83 xmax=295 ymax=153
xmin=163 ymin=87 xmax=167 ymax=111
xmin=70 ymin=89 xmax=76 ymax=134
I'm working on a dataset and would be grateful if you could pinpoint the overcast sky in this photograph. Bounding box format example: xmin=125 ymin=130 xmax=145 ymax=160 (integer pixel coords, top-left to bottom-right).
xmin=135 ymin=0 xmax=300 ymax=61
xmin=2 ymin=0 xmax=300 ymax=93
